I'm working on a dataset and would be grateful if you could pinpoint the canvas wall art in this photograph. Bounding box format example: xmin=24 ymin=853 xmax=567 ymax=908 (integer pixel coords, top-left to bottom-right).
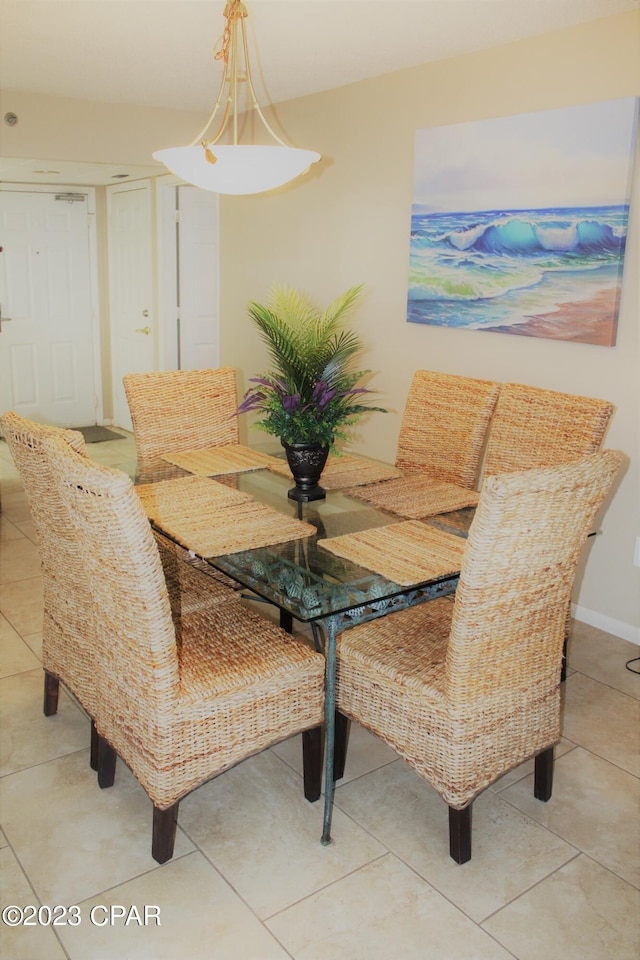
xmin=407 ymin=97 xmax=638 ymax=345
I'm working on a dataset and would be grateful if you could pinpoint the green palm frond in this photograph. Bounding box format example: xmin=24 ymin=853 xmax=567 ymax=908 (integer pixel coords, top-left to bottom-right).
xmin=247 ymin=302 xmax=307 ymax=385
xmin=241 ymin=284 xmax=386 ymax=447
xmin=320 ymin=285 xmax=364 ymax=327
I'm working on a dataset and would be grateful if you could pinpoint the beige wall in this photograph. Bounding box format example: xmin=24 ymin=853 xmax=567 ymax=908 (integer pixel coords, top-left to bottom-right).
xmin=0 ymin=93 xmax=207 ymax=167
xmin=1 ymin=10 xmax=638 ymax=638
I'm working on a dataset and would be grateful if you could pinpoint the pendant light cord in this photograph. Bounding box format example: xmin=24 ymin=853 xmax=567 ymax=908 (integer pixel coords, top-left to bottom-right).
xmin=214 ymin=0 xmax=245 ymax=65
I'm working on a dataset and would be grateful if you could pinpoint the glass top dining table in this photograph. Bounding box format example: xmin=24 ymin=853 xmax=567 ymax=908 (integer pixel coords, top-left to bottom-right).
xmin=120 ymin=450 xmax=473 ymax=845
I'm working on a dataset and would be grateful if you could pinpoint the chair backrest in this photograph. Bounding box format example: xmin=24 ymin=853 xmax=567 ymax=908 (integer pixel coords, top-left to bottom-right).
xmin=446 ymin=450 xmax=622 ymax=716
xmin=123 ymin=367 xmax=240 ymax=460
xmin=395 ymin=371 xmax=500 ymax=488
xmin=0 ymin=411 xmax=96 ymax=712
xmin=43 ymin=434 xmax=181 ymax=714
xmin=483 ymin=382 xmax=614 ymax=477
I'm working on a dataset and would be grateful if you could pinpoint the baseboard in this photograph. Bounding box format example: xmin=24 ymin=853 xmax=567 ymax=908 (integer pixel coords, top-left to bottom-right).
xmin=572 ymin=603 xmax=640 ymax=646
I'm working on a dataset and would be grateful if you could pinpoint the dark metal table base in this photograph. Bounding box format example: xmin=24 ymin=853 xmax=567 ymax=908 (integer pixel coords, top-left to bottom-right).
xmin=319 ymin=575 xmax=459 ymax=844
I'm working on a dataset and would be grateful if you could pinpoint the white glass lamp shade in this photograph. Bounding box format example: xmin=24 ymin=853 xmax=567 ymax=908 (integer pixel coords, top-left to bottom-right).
xmin=153 ymin=144 xmax=321 ymax=195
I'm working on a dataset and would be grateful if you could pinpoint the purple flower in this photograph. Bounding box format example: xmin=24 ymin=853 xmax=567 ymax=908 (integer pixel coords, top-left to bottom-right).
xmin=282 ymin=393 xmax=301 ymax=413
xmin=235 ymin=389 xmax=266 ymax=415
xmin=312 ymin=381 xmax=337 ymax=410
xmin=343 ymin=387 xmax=371 ymax=397
xmin=249 ymin=376 xmax=278 ymax=392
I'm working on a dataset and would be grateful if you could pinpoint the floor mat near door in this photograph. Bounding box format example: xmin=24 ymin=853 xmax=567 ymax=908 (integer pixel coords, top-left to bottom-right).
xmin=73 ymin=426 xmax=126 ymax=443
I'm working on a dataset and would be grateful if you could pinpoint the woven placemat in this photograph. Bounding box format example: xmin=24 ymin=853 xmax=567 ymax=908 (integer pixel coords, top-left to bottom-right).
xmin=160 ymin=444 xmax=279 ymax=477
xmin=345 ymin=475 xmax=479 ymax=518
xmin=137 ymin=476 xmax=315 ymax=556
xmin=137 ymin=475 xmax=251 ymax=512
xmin=318 ymin=520 xmax=464 ymax=585
xmin=268 ymin=453 xmax=402 ymax=490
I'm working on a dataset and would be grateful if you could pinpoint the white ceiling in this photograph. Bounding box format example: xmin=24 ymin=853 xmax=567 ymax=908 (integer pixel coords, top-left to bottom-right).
xmin=0 ymin=156 xmax=163 ymax=186
xmin=1 ymin=0 xmax=638 ymax=185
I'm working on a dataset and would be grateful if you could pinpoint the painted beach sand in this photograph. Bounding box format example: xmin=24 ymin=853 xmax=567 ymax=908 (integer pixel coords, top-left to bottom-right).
xmin=484 ymin=288 xmax=619 ymax=345
xmin=406 ymin=204 xmax=626 ymax=346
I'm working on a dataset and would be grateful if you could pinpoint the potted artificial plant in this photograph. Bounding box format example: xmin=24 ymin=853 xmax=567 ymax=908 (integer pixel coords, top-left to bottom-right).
xmin=236 ymin=284 xmax=386 ymax=501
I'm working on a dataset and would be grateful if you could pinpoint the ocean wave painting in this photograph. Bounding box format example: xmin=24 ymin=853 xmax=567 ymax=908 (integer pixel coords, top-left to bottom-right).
xmin=407 ymin=98 xmax=638 ymax=345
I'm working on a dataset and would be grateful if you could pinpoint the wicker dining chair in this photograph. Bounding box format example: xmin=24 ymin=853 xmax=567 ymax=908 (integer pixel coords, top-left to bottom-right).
xmin=43 ymin=433 xmax=325 ymax=864
xmin=483 ymin=381 xmax=614 ymax=477
xmin=334 ymin=449 xmax=622 ymax=864
xmin=0 ymin=412 xmax=97 ymax=730
xmin=0 ymin=411 xmax=238 ymax=768
xmin=123 ymin=367 xmax=240 ymax=461
xmin=123 ymin=366 xmax=246 ymax=591
xmin=395 ymin=370 xmax=500 ymax=488
xmin=481 ymin=382 xmax=614 ymax=681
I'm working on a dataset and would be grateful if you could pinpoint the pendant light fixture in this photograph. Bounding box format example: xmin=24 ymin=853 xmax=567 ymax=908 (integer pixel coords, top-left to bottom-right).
xmin=153 ymin=0 xmax=321 ymax=195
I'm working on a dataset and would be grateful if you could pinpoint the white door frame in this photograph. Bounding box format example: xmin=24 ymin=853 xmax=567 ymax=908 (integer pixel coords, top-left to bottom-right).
xmin=156 ymin=175 xmax=180 ymax=370
xmin=0 ymin=181 xmax=104 ymax=424
xmin=106 ymin=179 xmax=156 ymax=430
xmin=155 ymin=175 xmax=221 ymax=371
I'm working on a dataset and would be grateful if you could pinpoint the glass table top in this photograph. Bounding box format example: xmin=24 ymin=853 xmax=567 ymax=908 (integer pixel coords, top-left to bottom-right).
xmin=120 ymin=455 xmax=473 ymax=623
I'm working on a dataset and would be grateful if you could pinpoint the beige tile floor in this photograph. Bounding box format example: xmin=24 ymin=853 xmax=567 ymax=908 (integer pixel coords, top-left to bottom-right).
xmin=0 ymin=431 xmax=639 ymax=960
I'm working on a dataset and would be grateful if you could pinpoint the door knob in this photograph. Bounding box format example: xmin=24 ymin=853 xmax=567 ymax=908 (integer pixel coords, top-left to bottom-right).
xmin=0 ymin=303 xmax=13 ymax=332
xmin=135 ymin=326 xmax=151 ymax=335
xmin=142 ymin=309 xmax=150 ymax=317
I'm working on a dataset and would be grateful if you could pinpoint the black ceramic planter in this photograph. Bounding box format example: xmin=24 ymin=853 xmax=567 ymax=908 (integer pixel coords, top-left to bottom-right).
xmin=282 ymin=441 xmax=330 ymax=502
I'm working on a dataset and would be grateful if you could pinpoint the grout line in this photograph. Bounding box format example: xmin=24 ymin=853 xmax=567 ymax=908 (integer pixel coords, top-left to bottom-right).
xmin=478 ymin=850 xmax=582 ymax=927
xmin=0 ymin=835 xmax=75 ymax=960
xmin=568 ymin=663 xmax=640 ymax=701
xmin=262 ymin=850 xmax=391 ymax=924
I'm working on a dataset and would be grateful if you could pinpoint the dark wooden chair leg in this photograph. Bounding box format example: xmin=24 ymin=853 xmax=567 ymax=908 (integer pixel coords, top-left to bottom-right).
xmin=43 ymin=671 xmax=59 ymax=716
xmin=302 ymin=725 xmax=323 ymax=802
xmin=280 ymin=609 xmax=293 ymax=633
xmin=97 ymin=735 xmax=117 ymax=789
xmin=333 ymin=711 xmax=350 ymax=781
xmin=534 ymin=746 xmax=554 ymax=802
xmin=90 ymin=720 xmax=99 ymax=771
xmin=561 ymin=608 xmax=572 ymax=683
xmin=560 ymin=635 xmax=568 ymax=683
xmin=449 ymin=805 xmax=472 ymax=864
xmin=152 ymin=803 xmax=179 ymax=864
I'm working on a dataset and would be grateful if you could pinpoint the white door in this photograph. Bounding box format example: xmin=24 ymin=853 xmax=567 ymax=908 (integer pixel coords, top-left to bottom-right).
xmin=107 ymin=180 xmax=155 ymax=430
xmin=177 ymin=185 xmax=219 ymax=370
xmin=0 ymin=187 xmax=99 ymax=426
